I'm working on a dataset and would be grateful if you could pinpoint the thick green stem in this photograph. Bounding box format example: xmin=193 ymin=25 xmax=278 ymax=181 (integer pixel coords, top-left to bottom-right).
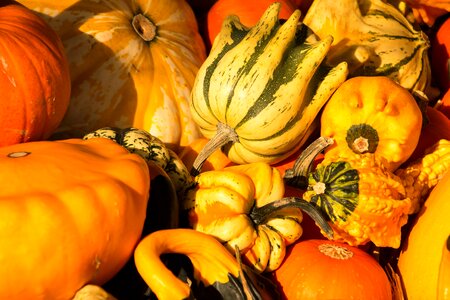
xmin=249 ymin=196 xmax=333 ymax=239
xmin=283 ymin=136 xmax=334 ymax=188
xmin=190 ymin=122 xmax=238 ymax=176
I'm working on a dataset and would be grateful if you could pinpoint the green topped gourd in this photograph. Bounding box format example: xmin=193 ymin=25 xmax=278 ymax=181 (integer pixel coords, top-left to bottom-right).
xmin=189 ymin=2 xmax=348 ymax=175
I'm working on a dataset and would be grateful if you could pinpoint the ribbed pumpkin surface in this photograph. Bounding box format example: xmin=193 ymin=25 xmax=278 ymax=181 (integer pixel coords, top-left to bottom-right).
xmin=18 ymin=0 xmax=206 ymax=149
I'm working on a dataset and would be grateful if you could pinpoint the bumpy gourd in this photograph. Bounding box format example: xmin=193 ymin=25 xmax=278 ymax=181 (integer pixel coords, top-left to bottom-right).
xmin=303 ymin=0 xmax=431 ymax=93
xmin=190 ymin=2 xmax=348 ymax=172
xmin=302 ymin=151 xmax=411 ymax=248
xmin=395 ymin=138 xmax=450 ymax=213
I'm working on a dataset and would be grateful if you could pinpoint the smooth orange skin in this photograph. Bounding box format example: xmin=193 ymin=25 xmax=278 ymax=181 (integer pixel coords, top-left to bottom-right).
xmin=205 ymin=0 xmax=296 ymax=48
xmin=0 ymin=138 xmax=150 ymax=300
xmin=0 ymin=1 xmax=70 ymax=146
xmin=437 ymin=88 xmax=450 ymax=119
xmin=398 ymin=171 xmax=450 ymax=299
xmin=273 ymin=239 xmax=392 ymax=300
xmin=407 ymin=106 xmax=450 ymax=163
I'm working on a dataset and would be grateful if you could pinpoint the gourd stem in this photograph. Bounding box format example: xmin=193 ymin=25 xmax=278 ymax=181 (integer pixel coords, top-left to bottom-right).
xmin=284 ymin=136 xmax=334 ymax=188
xmin=190 ymin=122 xmax=239 ymax=176
xmin=132 ymin=14 xmax=157 ymax=42
xmin=249 ymin=197 xmax=333 ymax=238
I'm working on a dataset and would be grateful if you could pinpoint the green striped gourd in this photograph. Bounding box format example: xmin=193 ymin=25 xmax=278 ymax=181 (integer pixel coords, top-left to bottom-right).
xmin=189 ymin=3 xmax=348 ymax=174
xmin=303 ymin=0 xmax=431 ymax=93
xmin=83 ymin=127 xmax=194 ymax=200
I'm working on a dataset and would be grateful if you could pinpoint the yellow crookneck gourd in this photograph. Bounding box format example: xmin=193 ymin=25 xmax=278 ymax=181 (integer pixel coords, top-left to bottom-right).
xmin=186 ymin=161 xmax=332 ymax=272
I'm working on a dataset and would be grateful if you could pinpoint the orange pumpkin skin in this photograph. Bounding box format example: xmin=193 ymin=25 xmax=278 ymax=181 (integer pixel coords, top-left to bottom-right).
xmin=407 ymin=106 xmax=450 ymax=163
xmin=398 ymin=171 xmax=450 ymax=299
xmin=0 ymin=138 xmax=150 ymax=300
xmin=0 ymin=1 xmax=70 ymax=146
xmin=273 ymin=239 xmax=392 ymax=300
xmin=205 ymin=0 xmax=296 ymax=48
xmin=437 ymin=88 xmax=450 ymax=119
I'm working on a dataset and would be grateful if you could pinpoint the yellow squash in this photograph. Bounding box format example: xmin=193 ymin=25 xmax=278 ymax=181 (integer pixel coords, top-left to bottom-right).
xmin=187 ymin=162 xmax=331 ymax=272
xmin=18 ymin=0 xmax=206 ymax=149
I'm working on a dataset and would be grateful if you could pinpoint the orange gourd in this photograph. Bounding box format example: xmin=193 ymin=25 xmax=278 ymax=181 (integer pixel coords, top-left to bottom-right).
xmin=273 ymin=239 xmax=392 ymax=300
xmin=0 ymin=0 xmax=70 ymax=146
xmin=205 ymin=0 xmax=296 ymax=48
xmin=398 ymin=170 xmax=450 ymax=299
xmin=437 ymin=88 xmax=450 ymax=119
xmin=0 ymin=138 xmax=150 ymax=299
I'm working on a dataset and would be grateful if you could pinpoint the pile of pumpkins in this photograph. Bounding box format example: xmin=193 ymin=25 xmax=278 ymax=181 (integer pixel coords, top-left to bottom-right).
xmin=1 ymin=0 xmax=450 ymax=299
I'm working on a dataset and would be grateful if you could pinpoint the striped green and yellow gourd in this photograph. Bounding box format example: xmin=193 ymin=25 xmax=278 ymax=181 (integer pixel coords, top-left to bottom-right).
xmin=189 ymin=3 xmax=348 ymax=174
xmin=303 ymin=0 xmax=431 ymax=94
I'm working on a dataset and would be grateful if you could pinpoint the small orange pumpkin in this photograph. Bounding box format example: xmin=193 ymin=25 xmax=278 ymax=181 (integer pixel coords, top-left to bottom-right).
xmin=0 ymin=0 xmax=70 ymax=146
xmin=273 ymin=239 xmax=392 ymax=300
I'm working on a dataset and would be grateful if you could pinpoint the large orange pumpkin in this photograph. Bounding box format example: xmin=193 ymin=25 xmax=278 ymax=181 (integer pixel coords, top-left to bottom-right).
xmin=205 ymin=0 xmax=296 ymax=48
xmin=0 ymin=138 xmax=150 ymax=299
xmin=273 ymin=239 xmax=392 ymax=300
xmin=397 ymin=170 xmax=450 ymax=299
xmin=0 ymin=1 xmax=70 ymax=146
xmin=18 ymin=0 xmax=206 ymax=150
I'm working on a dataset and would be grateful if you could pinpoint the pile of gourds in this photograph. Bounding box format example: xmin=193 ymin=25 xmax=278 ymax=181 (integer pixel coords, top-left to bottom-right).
xmin=1 ymin=0 xmax=450 ymax=299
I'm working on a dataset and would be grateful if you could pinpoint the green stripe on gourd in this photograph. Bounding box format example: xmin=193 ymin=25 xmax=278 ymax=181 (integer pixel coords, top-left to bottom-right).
xmin=190 ymin=3 xmax=348 ymax=175
xmin=303 ymin=0 xmax=431 ymax=93
xmin=305 ymin=161 xmax=359 ymax=223
xmin=83 ymin=127 xmax=194 ymax=198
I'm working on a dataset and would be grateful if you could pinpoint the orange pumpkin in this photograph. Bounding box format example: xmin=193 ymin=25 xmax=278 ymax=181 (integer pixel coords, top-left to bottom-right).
xmin=0 ymin=1 xmax=70 ymax=146
xmin=0 ymin=138 xmax=150 ymax=299
xmin=398 ymin=170 xmax=450 ymax=299
xmin=205 ymin=0 xmax=296 ymax=48
xmin=408 ymin=105 xmax=450 ymax=162
xmin=273 ymin=239 xmax=392 ymax=300
xmin=18 ymin=0 xmax=206 ymax=150
xmin=437 ymin=88 xmax=450 ymax=119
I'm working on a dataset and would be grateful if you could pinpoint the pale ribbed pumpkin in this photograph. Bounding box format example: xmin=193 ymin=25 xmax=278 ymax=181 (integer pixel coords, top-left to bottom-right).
xmin=18 ymin=0 xmax=207 ymax=150
xmin=190 ymin=3 xmax=348 ymax=173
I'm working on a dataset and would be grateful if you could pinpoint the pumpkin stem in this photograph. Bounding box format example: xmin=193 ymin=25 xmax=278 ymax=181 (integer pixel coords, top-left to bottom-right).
xmin=284 ymin=136 xmax=334 ymax=188
xmin=249 ymin=197 xmax=333 ymax=238
xmin=318 ymin=243 xmax=353 ymax=260
xmin=346 ymin=124 xmax=379 ymax=154
xmin=132 ymin=14 xmax=157 ymax=42
xmin=191 ymin=122 xmax=239 ymax=176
